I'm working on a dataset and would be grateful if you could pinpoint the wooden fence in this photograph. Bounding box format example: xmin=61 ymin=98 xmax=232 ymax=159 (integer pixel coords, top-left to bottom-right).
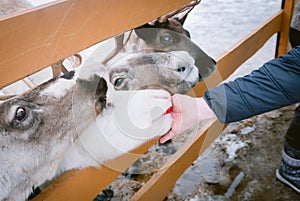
xmin=0 ymin=0 xmax=295 ymax=200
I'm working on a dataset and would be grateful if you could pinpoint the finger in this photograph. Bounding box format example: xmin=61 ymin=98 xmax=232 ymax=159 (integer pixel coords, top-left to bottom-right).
xmin=159 ymin=130 xmax=177 ymax=144
xmin=171 ymin=94 xmax=183 ymax=113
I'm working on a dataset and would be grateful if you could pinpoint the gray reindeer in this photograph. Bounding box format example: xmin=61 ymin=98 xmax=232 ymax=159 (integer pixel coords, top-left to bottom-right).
xmin=0 ymin=61 xmax=173 ymax=200
xmin=0 ymin=65 xmax=107 ymax=200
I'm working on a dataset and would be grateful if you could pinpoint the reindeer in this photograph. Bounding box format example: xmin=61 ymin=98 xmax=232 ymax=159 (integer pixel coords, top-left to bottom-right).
xmin=0 ymin=59 xmax=172 ymax=200
xmin=0 ymin=64 xmax=107 ymax=200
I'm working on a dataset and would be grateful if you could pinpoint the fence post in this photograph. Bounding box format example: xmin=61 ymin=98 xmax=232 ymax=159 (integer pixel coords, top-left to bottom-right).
xmin=275 ymin=0 xmax=295 ymax=57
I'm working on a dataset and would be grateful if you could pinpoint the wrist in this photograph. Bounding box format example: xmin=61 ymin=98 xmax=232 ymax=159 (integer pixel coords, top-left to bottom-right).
xmin=196 ymin=97 xmax=217 ymax=122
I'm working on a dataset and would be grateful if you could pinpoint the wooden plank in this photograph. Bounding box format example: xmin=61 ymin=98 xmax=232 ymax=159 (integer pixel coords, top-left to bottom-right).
xmin=217 ymin=11 xmax=282 ymax=81
xmin=131 ymin=11 xmax=284 ymax=200
xmin=275 ymin=0 xmax=295 ymax=57
xmin=192 ymin=10 xmax=283 ymax=97
xmin=0 ymin=0 xmax=190 ymax=88
xmin=32 ymin=168 xmax=120 ymax=201
xmin=32 ymin=139 xmax=158 ymax=201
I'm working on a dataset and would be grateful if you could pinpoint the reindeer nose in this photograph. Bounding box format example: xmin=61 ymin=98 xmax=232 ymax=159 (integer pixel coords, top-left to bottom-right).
xmin=176 ymin=66 xmax=186 ymax=72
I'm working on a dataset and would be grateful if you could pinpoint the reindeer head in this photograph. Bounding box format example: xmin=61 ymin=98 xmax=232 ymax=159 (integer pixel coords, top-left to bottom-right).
xmin=0 ymin=65 xmax=108 ymax=200
xmin=133 ymin=18 xmax=217 ymax=81
xmin=108 ymin=51 xmax=199 ymax=94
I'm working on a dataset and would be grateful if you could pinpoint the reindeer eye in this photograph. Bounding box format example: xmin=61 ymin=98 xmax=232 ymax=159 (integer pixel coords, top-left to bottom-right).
xmin=15 ymin=107 xmax=27 ymax=122
xmin=161 ymin=34 xmax=173 ymax=44
xmin=114 ymin=78 xmax=124 ymax=88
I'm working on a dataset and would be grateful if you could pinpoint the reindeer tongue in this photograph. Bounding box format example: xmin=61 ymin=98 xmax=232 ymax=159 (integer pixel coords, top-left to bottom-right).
xmin=164 ymin=106 xmax=173 ymax=115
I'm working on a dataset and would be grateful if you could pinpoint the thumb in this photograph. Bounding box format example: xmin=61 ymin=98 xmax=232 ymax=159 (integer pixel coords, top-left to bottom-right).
xmin=160 ymin=130 xmax=177 ymax=144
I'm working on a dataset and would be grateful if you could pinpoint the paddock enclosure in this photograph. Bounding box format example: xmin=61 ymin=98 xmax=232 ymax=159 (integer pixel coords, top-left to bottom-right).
xmin=0 ymin=0 xmax=296 ymax=200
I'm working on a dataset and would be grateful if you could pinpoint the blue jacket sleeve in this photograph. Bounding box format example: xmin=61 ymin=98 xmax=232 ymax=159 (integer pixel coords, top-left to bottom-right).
xmin=203 ymin=46 xmax=300 ymax=123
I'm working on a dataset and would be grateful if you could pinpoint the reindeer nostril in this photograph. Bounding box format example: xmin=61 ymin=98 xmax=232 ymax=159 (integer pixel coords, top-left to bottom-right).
xmin=176 ymin=67 xmax=186 ymax=72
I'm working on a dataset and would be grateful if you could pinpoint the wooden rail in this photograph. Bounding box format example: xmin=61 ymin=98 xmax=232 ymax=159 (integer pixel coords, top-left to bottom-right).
xmin=193 ymin=10 xmax=284 ymax=97
xmin=0 ymin=0 xmax=295 ymax=200
xmin=32 ymin=139 xmax=158 ymax=201
xmin=0 ymin=0 xmax=190 ymax=89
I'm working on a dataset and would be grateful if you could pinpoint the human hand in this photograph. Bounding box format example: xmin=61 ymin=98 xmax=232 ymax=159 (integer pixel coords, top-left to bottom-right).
xmin=159 ymin=94 xmax=216 ymax=144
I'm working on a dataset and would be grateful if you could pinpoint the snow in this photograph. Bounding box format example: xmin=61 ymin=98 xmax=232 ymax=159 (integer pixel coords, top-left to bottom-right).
xmin=219 ymin=133 xmax=247 ymax=161
xmin=240 ymin=126 xmax=255 ymax=135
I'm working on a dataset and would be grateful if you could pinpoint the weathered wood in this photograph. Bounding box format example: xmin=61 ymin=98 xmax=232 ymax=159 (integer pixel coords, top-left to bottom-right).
xmin=32 ymin=139 xmax=157 ymax=201
xmin=275 ymin=0 xmax=295 ymax=57
xmin=0 ymin=0 xmax=190 ymax=89
xmin=217 ymin=11 xmax=282 ymax=81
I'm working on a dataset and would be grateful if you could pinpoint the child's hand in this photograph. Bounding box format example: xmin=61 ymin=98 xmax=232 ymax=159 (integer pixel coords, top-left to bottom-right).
xmin=160 ymin=94 xmax=216 ymax=144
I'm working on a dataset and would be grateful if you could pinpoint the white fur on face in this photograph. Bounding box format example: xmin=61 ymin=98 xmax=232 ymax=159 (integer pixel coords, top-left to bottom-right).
xmin=112 ymin=90 xmax=172 ymax=133
xmin=168 ymin=50 xmax=199 ymax=83
xmin=80 ymin=89 xmax=173 ymax=162
xmin=170 ymin=50 xmax=195 ymax=65
xmin=57 ymin=89 xmax=172 ymax=172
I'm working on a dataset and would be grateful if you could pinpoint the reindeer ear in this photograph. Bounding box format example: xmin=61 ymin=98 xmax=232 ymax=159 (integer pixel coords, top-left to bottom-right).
xmin=176 ymin=14 xmax=188 ymax=25
xmin=134 ymin=24 xmax=158 ymax=43
xmin=96 ymin=77 xmax=108 ymax=98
